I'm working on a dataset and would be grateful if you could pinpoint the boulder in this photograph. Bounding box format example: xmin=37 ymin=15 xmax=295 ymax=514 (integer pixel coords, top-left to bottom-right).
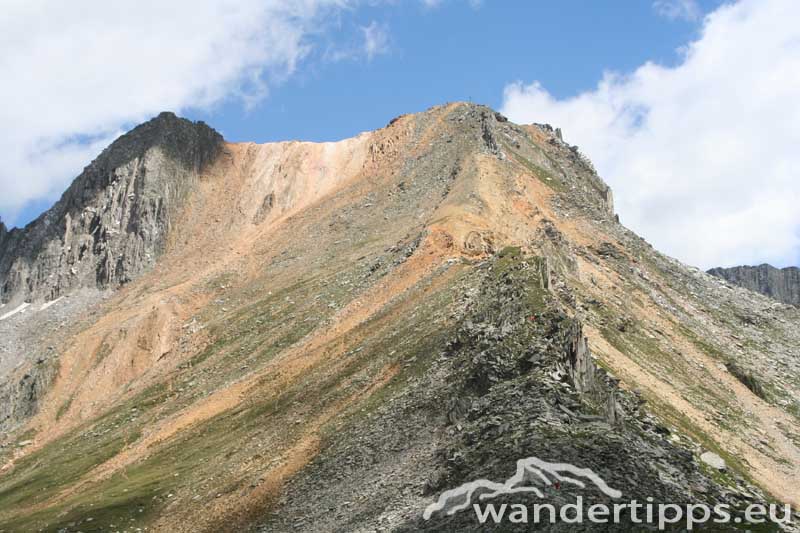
xmin=700 ymin=451 xmax=727 ymax=471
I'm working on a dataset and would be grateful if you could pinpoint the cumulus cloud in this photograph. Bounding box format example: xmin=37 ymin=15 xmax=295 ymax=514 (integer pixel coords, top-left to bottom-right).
xmin=502 ymin=0 xmax=800 ymax=269
xmin=0 ymin=0 xmax=350 ymax=227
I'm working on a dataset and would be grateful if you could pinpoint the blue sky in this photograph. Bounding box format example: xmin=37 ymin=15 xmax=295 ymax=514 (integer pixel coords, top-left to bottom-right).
xmin=183 ymin=1 xmax=710 ymax=144
xmin=3 ymin=0 xmax=799 ymax=269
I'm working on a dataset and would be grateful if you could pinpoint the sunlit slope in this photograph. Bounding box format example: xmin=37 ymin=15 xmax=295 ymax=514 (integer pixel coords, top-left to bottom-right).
xmin=0 ymin=103 xmax=797 ymax=532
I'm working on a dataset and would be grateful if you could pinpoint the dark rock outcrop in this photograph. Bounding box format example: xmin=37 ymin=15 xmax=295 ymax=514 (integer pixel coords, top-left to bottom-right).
xmin=0 ymin=112 xmax=223 ymax=304
xmin=260 ymin=249 xmax=769 ymax=533
xmin=708 ymin=264 xmax=800 ymax=306
xmin=0 ymin=359 xmax=58 ymax=432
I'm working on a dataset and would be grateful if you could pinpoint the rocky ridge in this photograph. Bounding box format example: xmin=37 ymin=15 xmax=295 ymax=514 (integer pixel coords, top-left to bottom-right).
xmin=0 ymin=103 xmax=797 ymax=532
xmin=709 ymin=264 xmax=800 ymax=306
xmin=261 ymin=250 xmax=776 ymax=532
xmin=0 ymin=112 xmax=222 ymax=306
xmin=0 ymin=112 xmax=222 ymax=433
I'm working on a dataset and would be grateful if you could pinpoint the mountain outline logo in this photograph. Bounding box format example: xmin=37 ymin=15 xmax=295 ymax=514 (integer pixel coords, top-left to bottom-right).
xmin=423 ymin=456 xmax=622 ymax=520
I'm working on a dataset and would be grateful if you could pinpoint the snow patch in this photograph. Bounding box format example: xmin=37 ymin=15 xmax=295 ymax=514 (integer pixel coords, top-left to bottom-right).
xmin=40 ymin=297 xmax=64 ymax=311
xmin=0 ymin=303 xmax=31 ymax=321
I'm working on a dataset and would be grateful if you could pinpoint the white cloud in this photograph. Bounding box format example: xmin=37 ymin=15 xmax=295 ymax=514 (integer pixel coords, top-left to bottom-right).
xmin=362 ymin=21 xmax=390 ymax=61
xmin=0 ymin=0 xmax=351 ymax=227
xmin=502 ymin=0 xmax=800 ymax=269
xmin=653 ymin=0 xmax=702 ymax=21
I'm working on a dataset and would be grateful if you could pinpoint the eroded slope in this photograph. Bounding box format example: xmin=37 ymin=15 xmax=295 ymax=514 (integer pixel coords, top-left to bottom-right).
xmin=0 ymin=103 xmax=797 ymax=532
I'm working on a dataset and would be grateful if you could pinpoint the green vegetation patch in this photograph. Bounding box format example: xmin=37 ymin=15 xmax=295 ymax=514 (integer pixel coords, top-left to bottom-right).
xmin=500 ymin=140 xmax=568 ymax=193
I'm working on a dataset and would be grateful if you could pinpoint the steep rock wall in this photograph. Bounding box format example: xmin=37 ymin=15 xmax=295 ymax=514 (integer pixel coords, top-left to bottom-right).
xmin=0 ymin=112 xmax=223 ymax=305
xmin=708 ymin=264 xmax=800 ymax=306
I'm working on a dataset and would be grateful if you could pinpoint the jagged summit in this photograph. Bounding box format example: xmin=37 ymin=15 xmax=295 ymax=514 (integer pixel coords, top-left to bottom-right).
xmin=90 ymin=111 xmax=223 ymax=172
xmin=0 ymin=112 xmax=224 ymax=304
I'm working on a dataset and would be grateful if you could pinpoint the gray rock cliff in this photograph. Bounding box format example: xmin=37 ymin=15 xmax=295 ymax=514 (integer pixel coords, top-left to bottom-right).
xmin=0 ymin=112 xmax=223 ymax=305
xmin=708 ymin=264 xmax=800 ymax=306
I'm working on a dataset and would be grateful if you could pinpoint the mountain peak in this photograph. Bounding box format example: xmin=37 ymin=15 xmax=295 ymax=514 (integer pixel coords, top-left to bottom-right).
xmin=92 ymin=111 xmax=223 ymax=172
xmin=0 ymin=112 xmax=224 ymax=304
xmin=2 ymin=102 xmax=800 ymax=531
